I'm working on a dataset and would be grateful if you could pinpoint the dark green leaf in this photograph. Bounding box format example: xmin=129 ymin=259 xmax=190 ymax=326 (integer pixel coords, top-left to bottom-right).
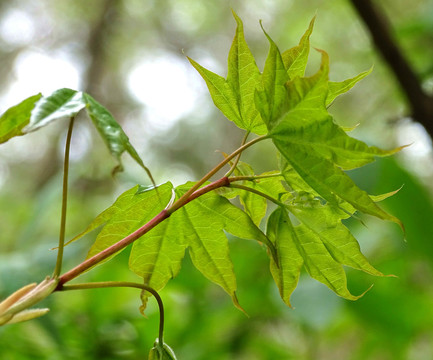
xmin=83 ymin=93 xmax=155 ymax=181
xmin=26 ymin=88 xmax=86 ymax=132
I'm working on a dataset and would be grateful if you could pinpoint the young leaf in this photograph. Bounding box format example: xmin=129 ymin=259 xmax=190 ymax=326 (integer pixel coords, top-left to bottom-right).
xmin=0 ymin=94 xmax=42 ymax=143
xmin=82 ymin=182 xmax=173 ymax=262
xmin=286 ymin=192 xmax=385 ymax=276
xmin=25 ymin=88 xmax=86 ymax=132
xmin=226 ymin=10 xmax=265 ymax=134
xmin=326 ymin=67 xmax=373 ymax=106
xmin=254 ymin=23 xmax=289 ymax=130
xmin=267 ymin=207 xmax=365 ymax=307
xmin=267 ymin=52 xmax=402 ymax=226
xmin=273 ymin=115 xmax=402 ymax=171
xmin=130 ymin=182 xmax=273 ymax=311
xmin=229 ymin=162 xmax=267 ymax=226
xmin=275 ymin=139 xmax=401 ymax=225
xmin=282 ymin=17 xmax=315 ymax=79
xmin=148 ymin=339 xmax=178 ymax=360
xmin=188 ymin=11 xmax=266 ymax=135
xmin=275 ymin=49 xmax=330 ymax=128
xmin=83 ymin=93 xmax=155 ymax=181
xmin=267 ymin=207 xmax=303 ymax=308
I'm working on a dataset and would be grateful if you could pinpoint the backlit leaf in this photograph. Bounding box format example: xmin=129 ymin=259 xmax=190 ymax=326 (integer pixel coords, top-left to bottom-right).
xmin=26 ymin=88 xmax=86 ymax=132
xmin=254 ymin=23 xmax=289 ymax=130
xmin=267 ymin=207 xmax=303 ymax=307
xmin=326 ymin=67 xmax=373 ymax=106
xmin=0 ymin=94 xmax=42 ymax=143
xmin=268 ymin=207 xmax=366 ymax=306
xmin=282 ymin=17 xmax=315 ymax=79
xmin=188 ymin=11 xmax=266 ymax=134
xmin=84 ymin=182 xmax=173 ymax=262
xmin=286 ymin=192 xmax=384 ymax=276
xmin=268 ymin=52 xmax=402 ymax=226
xmin=130 ymin=182 xmax=273 ymax=311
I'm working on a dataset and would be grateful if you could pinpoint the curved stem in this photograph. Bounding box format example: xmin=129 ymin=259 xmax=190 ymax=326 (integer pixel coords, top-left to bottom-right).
xmin=229 ymin=172 xmax=282 ymax=183
xmin=224 ymin=131 xmax=250 ymax=178
xmin=53 ymin=116 xmax=75 ymax=278
xmin=167 ymin=134 xmax=269 ymax=214
xmin=228 ymin=183 xmax=286 ymax=208
xmin=58 ymin=136 xmax=270 ymax=286
xmin=60 ymin=281 xmax=164 ymax=344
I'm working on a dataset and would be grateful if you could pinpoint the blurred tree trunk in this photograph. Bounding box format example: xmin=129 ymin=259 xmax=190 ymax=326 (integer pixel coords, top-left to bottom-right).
xmin=350 ymin=0 xmax=433 ymax=136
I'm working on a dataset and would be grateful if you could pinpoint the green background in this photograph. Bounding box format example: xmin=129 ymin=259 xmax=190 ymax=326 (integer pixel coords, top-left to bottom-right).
xmin=0 ymin=0 xmax=432 ymax=359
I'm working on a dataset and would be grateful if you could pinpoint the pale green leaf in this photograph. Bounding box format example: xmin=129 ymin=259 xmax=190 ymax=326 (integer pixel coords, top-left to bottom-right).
xmin=267 ymin=207 xmax=303 ymax=307
xmin=26 ymin=88 xmax=86 ymax=132
xmin=254 ymin=23 xmax=289 ymax=130
xmin=187 ymin=57 xmax=243 ymax=128
xmin=295 ymin=223 xmax=363 ymax=300
xmin=275 ymin=140 xmax=402 ymax=226
xmin=268 ymin=207 xmax=364 ymax=304
xmin=67 ymin=184 xmax=165 ymax=245
xmin=129 ymin=215 xmax=187 ymax=297
xmin=0 ymin=94 xmax=42 ymax=144
xmin=188 ymin=11 xmax=266 ymax=134
xmin=227 ymin=10 xmax=266 ymax=134
xmin=272 ymin=115 xmax=402 ymax=170
xmin=278 ymin=49 xmax=330 ymax=127
xmin=148 ymin=340 xmax=178 ymax=360
xmin=282 ymin=17 xmax=315 ymax=79
xmin=286 ymin=192 xmax=384 ymax=276
xmin=326 ymin=67 xmax=373 ymax=106
xmin=230 ymin=162 xmax=267 ymax=226
xmin=85 ymin=182 xmax=173 ymax=261
xmin=130 ymin=182 xmax=273 ymax=311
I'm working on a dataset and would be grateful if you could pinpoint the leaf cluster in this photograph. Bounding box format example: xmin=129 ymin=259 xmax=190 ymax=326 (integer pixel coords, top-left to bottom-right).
xmin=0 ymin=11 xmax=403 ymax=314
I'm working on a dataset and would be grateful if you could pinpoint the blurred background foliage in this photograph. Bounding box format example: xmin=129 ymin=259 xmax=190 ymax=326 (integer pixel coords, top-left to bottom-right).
xmin=0 ymin=0 xmax=432 ymax=359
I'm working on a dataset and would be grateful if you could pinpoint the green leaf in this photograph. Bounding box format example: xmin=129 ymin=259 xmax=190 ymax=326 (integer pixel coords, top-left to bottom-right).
xmin=25 ymin=88 xmax=86 ymax=132
xmin=130 ymin=182 xmax=273 ymax=311
xmin=275 ymin=139 xmax=401 ymax=225
xmin=254 ymin=23 xmax=289 ymax=130
xmin=230 ymin=162 xmax=267 ymax=226
xmin=188 ymin=11 xmax=266 ymax=134
xmin=188 ymin=57 xmax=243 ymax=127
xmin=268 ymin=207 xmax=366 ymax=306
xmin=266 ymin=52 xmax=402 ymax=226
xmin=273 ymin=115 xmax=402 ymax=171
xmin=148 ymin=340 xmax=178 ymax=360
xmin=326 ymin=67 xmax=373 ymax=106
xmin=83 ymin=93 xmax=155 ymax=181
xmin=83 ymin=182 xmax=173 ymax=263
xmin=226 ymin=10 xmax=266 ymax=134
xmin=278 ymin=49 xmax=330 ymax=127
xmin=0 ymin=94 xmax=42 ymax=144
xmin=286 ymin=192 xmax=384 ymax=277
xmin=267 ymin=207 xmax=303 ymax=307
xmin=282 ymin=16 xmax=315 ymax=79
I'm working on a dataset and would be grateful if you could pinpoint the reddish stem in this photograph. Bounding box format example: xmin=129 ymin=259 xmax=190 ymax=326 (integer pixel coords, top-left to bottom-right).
xmin=57 ymin=177 xmax=231 ymax=288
